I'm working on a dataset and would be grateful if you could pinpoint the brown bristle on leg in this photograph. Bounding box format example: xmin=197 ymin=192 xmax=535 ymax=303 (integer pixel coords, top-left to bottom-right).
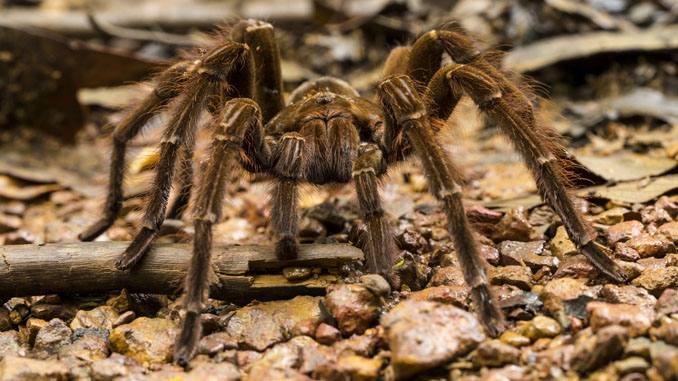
xmin=378 ymin=74 xmax=505 ymax=336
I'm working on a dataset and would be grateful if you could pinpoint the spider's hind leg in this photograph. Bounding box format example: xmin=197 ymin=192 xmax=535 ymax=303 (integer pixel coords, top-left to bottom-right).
xmin=379 ymin=75 xmax=505 ymax=336
xmin=79 ymin=62 xmax=190 ymax=241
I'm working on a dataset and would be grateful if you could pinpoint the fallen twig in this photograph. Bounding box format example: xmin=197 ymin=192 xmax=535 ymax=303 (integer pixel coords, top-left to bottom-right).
xmin=504 ymin=25 xmax=678 ymax=73
xmin=0 ymin=242 xmax=363 ymax=303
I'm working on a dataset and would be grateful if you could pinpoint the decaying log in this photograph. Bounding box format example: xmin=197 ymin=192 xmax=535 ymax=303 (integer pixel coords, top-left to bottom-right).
xmin=0 ymin=242 xmax=363 ymax=303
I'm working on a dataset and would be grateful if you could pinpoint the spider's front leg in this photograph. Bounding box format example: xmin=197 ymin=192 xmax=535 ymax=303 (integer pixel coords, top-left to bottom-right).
xmin=352 ymin=144 xmax=397 ymax=280
xmin=270 ymin=133 xmax=307 ymax=260
xmin=175 ymin=98 xmax=268 ymax=366
xmin=116 ymin=41 xmax=254 ymax=270
xmin=428 ymin=63 xmax=626 ymax=282
xmin=378 ymin=75 xmax=505 ymax=336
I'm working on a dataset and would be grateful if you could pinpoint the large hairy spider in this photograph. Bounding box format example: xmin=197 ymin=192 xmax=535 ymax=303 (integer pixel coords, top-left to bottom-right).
xmin=80 ymin=19 xmax=626 ymax=366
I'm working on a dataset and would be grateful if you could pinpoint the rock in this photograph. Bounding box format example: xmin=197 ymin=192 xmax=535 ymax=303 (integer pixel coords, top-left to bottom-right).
xmin=427 ymin=266 xmax=467 ymax=287
xmin=112 ymin=311 xmax=135 ymax=328
xmin=540 ymin=278 xmax=597 ymax=316
xmin=58 ymin=328 xmax=109 ymax=362
xmin=225 ymin=296 xmax=323 ymax=351
xmin=499 ymin=331 xmax=530 ymax=347
xmin=0 ymin=356 xmax=69 ymax=381
xmin=0 ymin=308 xmax=10 ymax=332
xmin=499 ymin=240 xmax=559 ymax=272
xmin=607 ymin=221 xmax=644 ymax=244
xmin=632 ymin=266 xmax=678 ymax=296
xmin=490 ymin=208 xmax=534 ymax=242
xmin=472 ymin=339 xmax=521 ymax=367
xmin=90 ymin=354 xmax=134 ymax=381
xmin=489 ymin=265 xmax=533 ymax=290
xmin=614 ymin=356 xmax=650 ymax=376
xmin=315 ymin=323 xmax=341 ymax=345
xmin=553 ymin=255 xmax=596 ymax=279
xmin=655 ymin=288 xmax=678 ymax=316
xmin=247 ymin=335 xmax=318 ymax=380
xmin=659 ymin=221 xmax=678 ymax=242
xmin=184 ymin=362 xmax=240 ymax=381
xmin=381 ymin=300 xmax=485 ymax=380
xmin=70 ymin=306 xmax=119 ymax=332
xmin=479 ymin=244 xmax=501 ymax=266
xmin=0 ymin=214 xmax=21 ymax=233
xmin=517 ymin=316 xmax=561 ymax=341
xmin=572 ymin=325 xmax=628 ymax=373
xmin=109 ymin=317 xmax=177 ymax=364
xmin=33 ymin=319 xmax=72 ymax=355
xmin=625 ymin=234 xmax=674 ymax=258
xmin=359 ymin=274 xmax=391 ymax=297
xmin=0 ymin=331 xmax=22 ymax=359
xmin=550 ymin=226 xmax=578 ymax=259
xmin=282 ymin=267 xmax=313 ymax=281
xmin=587 ymin=302 xmax=654 ymax=336
xmin=333 ymin=328 xmax=382 ymax=357
xmin=408 ymin=285 xmax=469 ymax=308
xmin=651 ymin=321 xmax=678 ymax=345
xmin=614 ymin=243 xmax=640 ymax=262
xmin=324 ymin=285 xmax=379 ymax=336
xmin=499 ymin=240 xmax=544 ymax=259
xmin=591 ymin=207 xmax=628 ymax=225
xmin=23 ymin=318 xmax=47 ymax=347
xmin=331 ymin=354 xmax=382 ymax=381
xmin=598 ymin=284 xmax=657 ymax=309
xmin=8 ymin=304 xmax=28 ymax=326
xmin=198 ymin=331 xmax=237 ymax=356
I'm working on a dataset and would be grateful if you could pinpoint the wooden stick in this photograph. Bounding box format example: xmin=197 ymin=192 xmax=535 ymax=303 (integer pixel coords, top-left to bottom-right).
xmin=0 ymin=242 xmax=362 ymax=303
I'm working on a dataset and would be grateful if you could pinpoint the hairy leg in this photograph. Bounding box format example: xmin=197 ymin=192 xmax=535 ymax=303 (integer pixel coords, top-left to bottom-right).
xmin=174 ymin=98 xmax=266 ymax=367
xmin=379 ymin=75 xmax=505 ymax=336
xmin=430 ymin=63 xmax=625 ymax=282
xmin=166 ymin=143 xmax=194 ymax=220
xmin=231 ymin=19 xmax=284 ymax=123
xmin=79 ymin=61 xmax=191 ymax=241
xmin=270 ymin=133 xmax=306 ymax=260
xmin=353 ymin=143 xmax=396 ymax=280
xmin=117 ymin=41 xmax=254 ymax=270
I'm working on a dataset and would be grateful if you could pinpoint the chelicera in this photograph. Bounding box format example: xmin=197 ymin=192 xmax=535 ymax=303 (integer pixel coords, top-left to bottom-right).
xmin=80 ymin=19 xmax=626 ymax=366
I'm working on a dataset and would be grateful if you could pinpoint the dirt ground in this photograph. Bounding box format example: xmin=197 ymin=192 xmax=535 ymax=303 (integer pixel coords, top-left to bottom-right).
xmin=0 ymin=0 xmax=677 ymax=380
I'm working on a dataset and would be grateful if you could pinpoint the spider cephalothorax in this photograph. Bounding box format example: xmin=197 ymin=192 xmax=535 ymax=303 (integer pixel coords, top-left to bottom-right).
xmin=80 ymin=19 xmax=626 ymax=366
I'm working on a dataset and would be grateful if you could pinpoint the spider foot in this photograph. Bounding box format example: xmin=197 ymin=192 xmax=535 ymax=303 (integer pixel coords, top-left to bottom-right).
xmin=115 ymin=227 xmax=157 ymax=270
xmin=581 ymin=240 xmax=627 ymax=283
xmin=471 ymin=284 xmax=505 ymax=338
xmin=79 ymin=217 xmax=115 ymax=242
xmin=174 ymin=310 xmax=201 ymax=368
xmin=275 ymin=236 xmax=299 ymax=260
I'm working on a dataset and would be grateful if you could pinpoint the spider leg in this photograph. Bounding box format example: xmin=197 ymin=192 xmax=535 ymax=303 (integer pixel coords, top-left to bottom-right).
xmin=116 ymin=41 xmax=254 ymax=270
xmin=382 ymin=46 xmax=412 ymax=77
xmin=165 ymin=144 xmax=194 ymax=220
xmin=379 ymin=75 xmax=505 ymax=336
xmin=430 ymin=63 xmax=626 ymax=282
xmin=270 ymin=132 xmax=306 ymax=260
xmin=174 ymin=98 xmax=266 ymax=367
xmin=79 ymin=62 xmax=191 ymax=241
xmin=353 ymin=143 xmax=396 ymax=280
xmin=231 ymin=19 xmax=284 ymax=123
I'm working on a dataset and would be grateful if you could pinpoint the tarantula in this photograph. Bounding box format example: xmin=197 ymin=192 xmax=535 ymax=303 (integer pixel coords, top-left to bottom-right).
xmin=80 ymin=19 xmax=626 ymax=366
